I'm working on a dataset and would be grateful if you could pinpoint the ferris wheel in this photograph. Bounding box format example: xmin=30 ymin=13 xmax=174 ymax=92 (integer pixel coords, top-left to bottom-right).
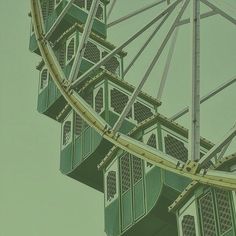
xmin=29 ymin=0 xmax=236 ymax=235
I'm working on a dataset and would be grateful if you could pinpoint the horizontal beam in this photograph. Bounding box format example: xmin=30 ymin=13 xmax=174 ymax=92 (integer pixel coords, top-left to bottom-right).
xmin=70 ymin=0 xmax=182 ymax=89
xmin=177 ymin=10 xmax=216 ymax=26
xmin=107 ymin=0 xmax=166 ymax=28
xmin=170 ymin=76 xmax=236 ymax=121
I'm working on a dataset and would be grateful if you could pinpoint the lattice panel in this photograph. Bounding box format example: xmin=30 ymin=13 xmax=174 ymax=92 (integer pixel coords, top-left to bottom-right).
xmin=182 ymin=215 xmax=196 ymax=236
xmin=86 ymin=0 xmax=92 ymax=10
xmin=48 ymin=0 xmax=55 ymax=15
xmin=102 ymin=52 xmax=120 ymax=75
xmin=134 ymin=102 xmax=153 ymax=123
xmin=74 ymin=0 xmax=85 ymax=8
xmin=84 ymin=92 xmax=93 ymax=106
xmin=199 ymin=192 xmax=217 ymax=236
xmin=75 ymin=113 xmax=83 ymax=136
xmin=215 ymin=189 xmax=233 ymax=234
xmin=40 ymin=69 xmax=48 ymax=89
xmin=63 ymin=121 xmax=71 ymax=145
xmin=121 ymin=154 xmax=131 ymax=194
xmin=132 ymin=156 xmax=142 ymax=184
xmin=95 ymin=88 xmax=103 ymax=113
xmin=41 ymin=0 xmax=47 ymax=21
xmin=164 ymin=135 xmax=188 ymax=162
xmin=146 ymin=134 xmax=157 ymax=168
xmin=96 ymin=4 xmax=103 ymax=20
xmin=110 ymin=88 xmax=132 ymax=118
xmin=58 ymin=45 xmax=66 ymax=69
xmin=67 ymin=38 xmax=75 ymax=61
xmin=84 ymin=41 xmax=100 ymax=63
xmin=107 ymin=171 xmax=117 ymax=202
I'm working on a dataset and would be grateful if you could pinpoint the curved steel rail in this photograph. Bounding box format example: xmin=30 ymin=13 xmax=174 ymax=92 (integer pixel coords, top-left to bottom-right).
xmin=30 ymin=0 xmax=236 ymax=191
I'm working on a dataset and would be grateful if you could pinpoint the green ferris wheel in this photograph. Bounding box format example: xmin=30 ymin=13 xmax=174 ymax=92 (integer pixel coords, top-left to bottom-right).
xmin=29 ymin=0 xmax=236 ymax=235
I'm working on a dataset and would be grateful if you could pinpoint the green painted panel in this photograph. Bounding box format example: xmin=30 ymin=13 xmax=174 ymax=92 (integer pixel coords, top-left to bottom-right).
xmin=122 ymin=190 xmax=132 ymax=230
xmin=82 ymin=127 xmax=91 ymax=159
xmin=133 ymin=180 xmax=145 ymax=220
xmin=164 ymin=171 xmax=190 ymax=192
xmin=37 ymin=88 xmax=48 ymax=113
xmin=73 ymin=136 xmax=82 ymax=167
xmin=60 ymin=143 xmax=73 ymax=174
xmin=145 ymin=167 xmax=162 ymax=212
xmin=105 ymin=200 xmax=120 ymax=236
xmin=48 ymin=79 xmax=57 ymax=106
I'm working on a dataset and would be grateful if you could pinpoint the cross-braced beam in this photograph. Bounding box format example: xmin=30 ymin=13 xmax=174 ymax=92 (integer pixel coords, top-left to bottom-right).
xmin=45 ymin=0 xmax=75 ymax=39
xmin=199 ymin=124 xmax=236 ymax=168
xmin=70 ymin=0 xmax=182 ymax=89
xmin=112 ymin=0 xmax=190 ymax=133
xmin=107 ymin=0 xmax=166 ymax=28
xmin=170 ymin=76 xmax=236 ymax=121
xmin=189 ymin=0 xmax=201 ymax=161
xmin=200 ymin=0 xmax=236 ymax=25
xmin=68 ymin=0 xmax=100 ymax=82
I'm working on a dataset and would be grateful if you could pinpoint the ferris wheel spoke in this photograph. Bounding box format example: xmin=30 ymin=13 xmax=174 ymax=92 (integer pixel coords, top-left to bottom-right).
xmin=200 ymin=0 xmax=236 ymax=25
xmin=68 ymin=0 xmax=100 ymax=82
xmin=216 ymin=140 xmax=232 ymax=162
xmin=123 ymin=10 xmax=173 ymax=77
xmin=112 ymin=0 xmax=190 ymax=133
xmin=169 ymin=76 xmax=236 ymax=121
xmin=36 ymin=0 xmax=46 ymax=34
xmin=177 ymin=9 xmax=216 ymax=26
xmin=106 ymin=0 xmax=117 ymax=20
xmin=198 ymin=124 xmax=236 ymax=168
xmin=107 ymin=0 xmax=166 ymax=28
xmin=45 ymin=0 xmax=75 ymax=39
xmin=69 ymin=0 xmax=182 ymax=90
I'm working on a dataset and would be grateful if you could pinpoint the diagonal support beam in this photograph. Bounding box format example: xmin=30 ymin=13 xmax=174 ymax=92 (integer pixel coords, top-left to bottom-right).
xmin=70 ymin=0 xmax=182 ymax=89
xmin=112 ymin=0 xmax=190 ymax=133
xmin=107 ymin=0 xmax=117 ymax=20
xmin=170 ymin=76 xmax=236 ymax=121
xmin=216 ymin=140 xmax=232 ymax=161
xmin=198 ymin=124 xmax=236 ymax=168
xmin=123 ymin=10 xmax=173 ymax=76
xmin=107 ymin=0 xmax=166 ymax=28
xmin=45 ymin=0 xmax=75 ymax=39
xmin=189 ymin=0 xmax=201 ymax=161
xmin=68 ymin=0 xmax=100 ymax=82
xmin=157 ymin=27 xmax=179 ymax=101
xmin=200 ymin=0 xmax=236 ymax=25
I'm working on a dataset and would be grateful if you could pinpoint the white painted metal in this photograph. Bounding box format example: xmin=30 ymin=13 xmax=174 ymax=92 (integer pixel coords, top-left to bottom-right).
xmin=113 ymin=0 xmax=190 ymax=133
xmin=68 ymin=0 xmax=100 ymax=82
xmin=189 ymin=0 xmax=200 ymax=161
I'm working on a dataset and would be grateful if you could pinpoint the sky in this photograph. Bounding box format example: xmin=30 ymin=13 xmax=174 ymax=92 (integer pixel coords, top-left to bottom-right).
xmin=0 ymin=1 xmax=235 ymax=236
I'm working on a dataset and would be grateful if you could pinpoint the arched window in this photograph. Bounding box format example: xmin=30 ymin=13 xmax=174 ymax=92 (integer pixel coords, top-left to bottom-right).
xmin=95 ymin=88 xmax=103 ymax=114
xmin=40 ymin=68 xmax=48 ymax=90
xmin=63 ymin=121 xmax=72 ymax=146
xmin=66 ymin=37 xmax=75 ymax=62
xmin=106 ymin=171 xmax=117 ymax=202
xmin=84 ymin=41 xmax=100 ymax=63
xmin=182 ymin=215 xmax=196 ymax=236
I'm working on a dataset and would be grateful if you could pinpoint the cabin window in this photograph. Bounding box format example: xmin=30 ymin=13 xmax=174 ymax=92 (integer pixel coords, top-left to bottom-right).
xmin=199 ymin=191 xmax=217 ymax=236
xmin=110 ymin=88 xmax=132 ymax=118
xmin=134 ymin=101 xmax=153 ymax=123
xmin=102 ymin=51 xmax=120 ymax=76
xmin=74 ymin=0 xmax=85 ymax=8
xmin=75 ymin=113 xmax=83 ymax=136
xmin=58 ymin=44 xmax=66 ymax=69
xmin=106 ymin=171 xmax=117 ymax=202
xmin=146 ymin=133 xmax=157 ymax=168
xmin=120 ymin=153 xmax=131 ymax=194
xmin=66 ymin=36 xmax=76 ymax=63
xmin=40 ymin=68 xmax=48 ymax=90
xmin=41 ymin=0 xmax=48 ymax=21
xmin=164 ymin=134 xmax=188 ymax=162
xmin=84 ymin=41 xmax=100 ymax=63
xmin=96 ymin=4 xmax=104 ymax=21
xmin=215 ymin=189 xmax=233 ymax=234
xmin=95 ymin=87 xmax=103 ymax=114
xmin=63 ymin=121 xmax=72 ymax=146
xmin=181 ymin=215 xmax=196 ymax=236
xmin=48 ymin=0 xmax=55 ymax=15
xmin=132 ymin=156 xmax=142 ymax=185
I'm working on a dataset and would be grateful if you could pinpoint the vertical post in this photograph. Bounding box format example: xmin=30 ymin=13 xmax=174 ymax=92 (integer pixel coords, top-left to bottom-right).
xmin=189 ymin=0 xmax=200 ymax=161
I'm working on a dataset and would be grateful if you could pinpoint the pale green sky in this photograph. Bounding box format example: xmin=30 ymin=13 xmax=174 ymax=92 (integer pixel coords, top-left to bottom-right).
xmin=0 ymin=1 xmax=235 ymax=236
